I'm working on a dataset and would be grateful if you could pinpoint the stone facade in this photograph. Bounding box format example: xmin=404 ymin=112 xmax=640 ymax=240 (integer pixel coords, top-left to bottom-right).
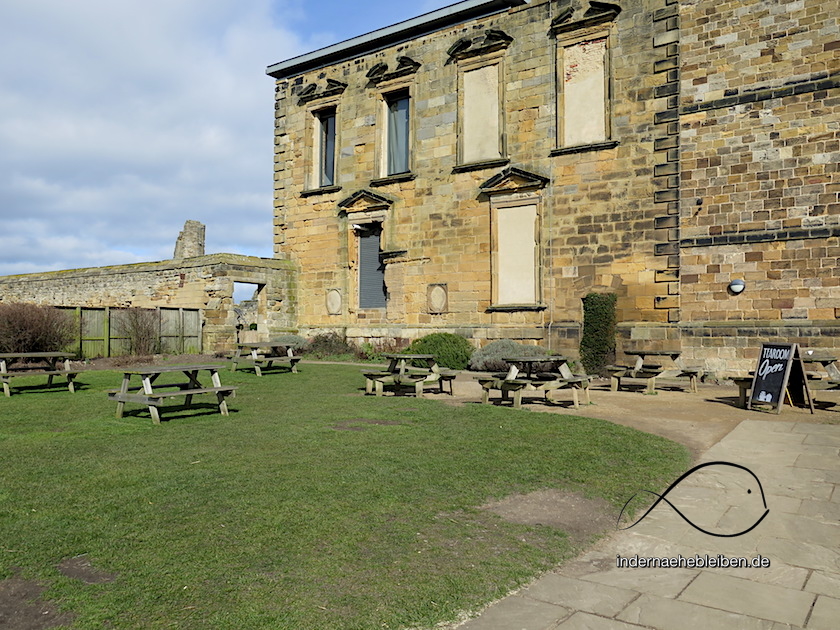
xmin=0 ymin=254 xmax=297 ymax=353
xmin=269 ymin=0 xmax=670 ymax=351
xmin=267 ymin=0 xmax=839 ymax=376
xmin=675 ymin=0 xmax=840 ymax=374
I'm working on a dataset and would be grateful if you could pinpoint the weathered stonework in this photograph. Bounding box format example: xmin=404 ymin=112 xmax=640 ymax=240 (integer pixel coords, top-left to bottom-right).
xmin=267 ymin=0 xmax=838 ymax=374
xmin=677 ymin=0 xmax=840 ymax=375
xmin=0 ymin=254 xmax=297 ymax=353
xmin=173 ymin=220 xmax=206 ymax=259
xmin=270 ymin=0 xmax=670 ymax=353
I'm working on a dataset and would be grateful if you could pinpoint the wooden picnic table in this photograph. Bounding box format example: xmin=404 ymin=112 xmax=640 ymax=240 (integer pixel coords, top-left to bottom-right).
xmin=608 ymin=349 xmax=702 ymax=394
xmin=230 ymin=342 xmax=301 ymax=376
xmin=108 ymin=364 xmax=236 ymax=424
xmin=363 ymin=354 xmax=455 ymax=396
xmin=800 ymin=351 xmax=840 ymax=399
xmin=477 ymin=355 xmax=591 ymax=409
xmin=0 ymin=351 xmax=79 ymax=397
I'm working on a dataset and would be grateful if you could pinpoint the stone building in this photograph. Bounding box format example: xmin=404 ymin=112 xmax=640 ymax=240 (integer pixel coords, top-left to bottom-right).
xmin=266 ymin=0 xmax=838 ymax=375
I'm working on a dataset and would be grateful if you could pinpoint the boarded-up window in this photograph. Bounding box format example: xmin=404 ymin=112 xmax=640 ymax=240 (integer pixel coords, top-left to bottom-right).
xmin=462 ymin=64 xmax=502 ymax=163
xmin=495 ymin=204 xmax=538 ymax=304
xmin=358 ymin=225 xmax=387 ymax=308
xmin=561 ymin=38 xmax=607 ymax=146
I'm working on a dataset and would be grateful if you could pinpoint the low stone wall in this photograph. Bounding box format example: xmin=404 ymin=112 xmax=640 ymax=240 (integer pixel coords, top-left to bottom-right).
xmin=0 ymin=254 xmax=298 ymax=354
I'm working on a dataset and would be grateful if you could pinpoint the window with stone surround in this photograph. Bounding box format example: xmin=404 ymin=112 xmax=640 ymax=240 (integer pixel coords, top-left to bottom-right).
xmin=459 ymin=59 xmax=506 ymax=166
xmin=557 ymin=35 xmax=610 ymax=148
xmin=383 ymin=88 xmax=411 ymax=176
xmin=549 ymin=0 xmax=621 ymax=157
xmin=314 ymin=107 xmax=337 ymax=187
xmin=356 ymin=223 xmax=387 ymax=309
xmin=492 ymin=201 xmax=540 ymax=306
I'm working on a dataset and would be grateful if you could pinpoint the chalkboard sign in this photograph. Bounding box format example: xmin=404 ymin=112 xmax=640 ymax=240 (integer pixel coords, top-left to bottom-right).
xmin=749 ymin=343 xmax=813 ymax=414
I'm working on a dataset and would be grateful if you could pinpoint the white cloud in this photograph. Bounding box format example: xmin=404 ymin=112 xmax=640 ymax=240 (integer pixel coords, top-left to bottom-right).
xmin=0 ymin=0 xmax=308 ymax=276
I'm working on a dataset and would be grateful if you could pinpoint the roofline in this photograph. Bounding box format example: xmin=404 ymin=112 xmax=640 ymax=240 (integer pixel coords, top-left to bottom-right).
xmin=266 ymin=0 xmax=528 ymax=80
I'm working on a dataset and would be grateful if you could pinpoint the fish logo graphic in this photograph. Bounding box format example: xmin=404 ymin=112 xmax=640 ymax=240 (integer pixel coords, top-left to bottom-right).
xmin=617 ymin=461 xmax=769 ymax=537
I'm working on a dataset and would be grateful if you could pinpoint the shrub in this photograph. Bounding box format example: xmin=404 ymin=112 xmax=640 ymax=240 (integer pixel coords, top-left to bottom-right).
xmin=359 ymin=338 xmax=409 ymax=362
xmin=404 ymin=333 xmax=473 ymax=370
xmin=0 ymin=303 xmax=75 ymax=354
xmin=302 ymin=332 xmax=362 ymax=359
xmin=580 ymin=292 xmax=617 ymax=375
xmin=112 ymin=308 xmax=160 ymax=356
xmin=467 ymin=339 xmax=550 ymax=372
xmin=273 ymin=334 xmax=307 ymax=351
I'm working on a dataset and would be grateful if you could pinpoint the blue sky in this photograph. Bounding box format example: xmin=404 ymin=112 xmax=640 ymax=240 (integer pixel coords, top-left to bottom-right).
xmin=0 ymin=0 xmax=453 ymax=277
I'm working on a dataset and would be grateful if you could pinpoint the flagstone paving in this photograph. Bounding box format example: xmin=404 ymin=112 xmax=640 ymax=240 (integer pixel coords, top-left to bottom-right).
xmin=453 ymin=419 xmax=840 ymax=629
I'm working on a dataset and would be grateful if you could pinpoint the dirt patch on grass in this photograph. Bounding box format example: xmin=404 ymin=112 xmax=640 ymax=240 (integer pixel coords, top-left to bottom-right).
xmin=0 ymin=571 xmax=75 ymax=630
xmin=481 ymin=489 xmax=616 ymax=545
xmin=57 ymin=555 xmax=116 ymax=584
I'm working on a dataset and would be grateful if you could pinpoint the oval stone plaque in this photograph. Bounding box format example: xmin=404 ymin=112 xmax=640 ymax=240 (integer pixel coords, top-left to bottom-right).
xmin=326 ymin=289 xmax=342 ymax=315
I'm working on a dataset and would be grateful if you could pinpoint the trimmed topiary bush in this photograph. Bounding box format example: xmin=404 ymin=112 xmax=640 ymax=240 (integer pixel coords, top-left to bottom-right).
xmin=467 ymin=339 xmax=550 ymax=372
xmin=580 ymin=292 xmax=617 ymax=375
xmin=404 ymin=333 xmax=474 ymax=370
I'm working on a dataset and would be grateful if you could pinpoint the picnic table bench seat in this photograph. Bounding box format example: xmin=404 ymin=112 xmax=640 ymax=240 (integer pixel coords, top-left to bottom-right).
xmin=108 ymin=386 xmax=237 ymax=417
xmin=231 ymin=355 xmax=300 ymax=376
xmin=477 ymin=377 xmax=531 ymax=408
xmin=436 ymin=370 xmax=457 ymax=395
xmin=2 ymin=369 xmax=80 ymax=396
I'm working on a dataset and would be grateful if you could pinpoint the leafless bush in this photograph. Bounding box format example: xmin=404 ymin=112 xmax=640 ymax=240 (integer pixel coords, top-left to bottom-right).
xmin=0 ymin=303 xmax=75 ymax=353
xmin=113 ymin=308 xmax=160 ymax=356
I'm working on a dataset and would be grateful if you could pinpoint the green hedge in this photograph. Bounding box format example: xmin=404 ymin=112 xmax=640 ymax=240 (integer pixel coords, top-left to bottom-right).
xmin=580 ymin=293 xmax=617 ymax=375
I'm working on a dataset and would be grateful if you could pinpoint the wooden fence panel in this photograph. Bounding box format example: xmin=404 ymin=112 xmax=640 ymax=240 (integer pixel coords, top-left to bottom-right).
xmin=181 ymin=309 xmax=202 ymax=354
xmin=57 ymin=306 xmax=202 ymax=358
xmin=80 ymin=308 xmax=107 ymax=359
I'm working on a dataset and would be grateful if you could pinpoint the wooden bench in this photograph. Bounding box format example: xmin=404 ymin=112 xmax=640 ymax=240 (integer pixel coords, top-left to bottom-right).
xmin=363 ymin=371 xmax=395 ymax=396
xmin=230 ymin=343 xmax=301 ymax=376
xmin=108 ymin=386 xmax=237 ymax=424
xmin=607 ymin=365 xmax=663 ymax=394
xmin=231 ymin=355 xmax=300 ymax=376
xmin=732 ymin=377 xmax=753 ymax=408
xmin=477 ymin=377 xmax=530 ymax=409
xmin=1 ymin=369 xmax=80 ymax=397
xmin=539 ymin=375 xmax=591 ymax=408
xmin=436 ymin=371 xmax=457 ymax=395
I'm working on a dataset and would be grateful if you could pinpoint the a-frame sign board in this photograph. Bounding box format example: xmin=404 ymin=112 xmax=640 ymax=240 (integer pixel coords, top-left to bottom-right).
xmin=748 ymin=343 xmax=814 ymax=414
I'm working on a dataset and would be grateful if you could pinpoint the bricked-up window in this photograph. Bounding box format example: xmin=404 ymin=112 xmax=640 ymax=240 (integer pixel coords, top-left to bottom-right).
xmin=357 ymin=223 xmax=387 ymax=308
xmin=314 ymin=107 xmax=336 ymax=187
xmin=559 ymin=37 xmax=609 ymax=146
xmin=461 ymin=63 xmax=504 ymax=164
xmin=493 ymin=203 xmax=539 ymax=305
xmin=385 ymin=90 xmax=410 ymax=175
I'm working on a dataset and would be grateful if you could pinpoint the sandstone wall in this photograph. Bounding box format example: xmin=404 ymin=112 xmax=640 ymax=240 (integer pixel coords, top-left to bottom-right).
xmin=0 ymin=254 xmax=297 ymax=353
xmin=675 ymin=0 xmax=840 ymax=375
xmin=271 ymin=0 xmax=674 ymax=354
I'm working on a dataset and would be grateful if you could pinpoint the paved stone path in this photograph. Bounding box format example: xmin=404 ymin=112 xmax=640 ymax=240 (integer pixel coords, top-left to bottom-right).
xmin=455 ymin=420 xmax=840 ymax=629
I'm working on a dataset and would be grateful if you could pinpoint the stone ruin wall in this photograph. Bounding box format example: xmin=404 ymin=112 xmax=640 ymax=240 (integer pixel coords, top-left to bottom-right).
xmin=0 ymin=254 xmax=297 ymax=353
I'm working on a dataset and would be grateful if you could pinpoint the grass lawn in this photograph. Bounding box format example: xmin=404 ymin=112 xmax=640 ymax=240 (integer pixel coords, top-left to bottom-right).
xmin=0 ymin=363 xmax=690 ymax=629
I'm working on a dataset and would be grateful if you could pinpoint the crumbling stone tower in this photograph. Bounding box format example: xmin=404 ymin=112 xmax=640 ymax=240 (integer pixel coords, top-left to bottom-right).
xmin=173 ymin=220 xmax=206 ymax=259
